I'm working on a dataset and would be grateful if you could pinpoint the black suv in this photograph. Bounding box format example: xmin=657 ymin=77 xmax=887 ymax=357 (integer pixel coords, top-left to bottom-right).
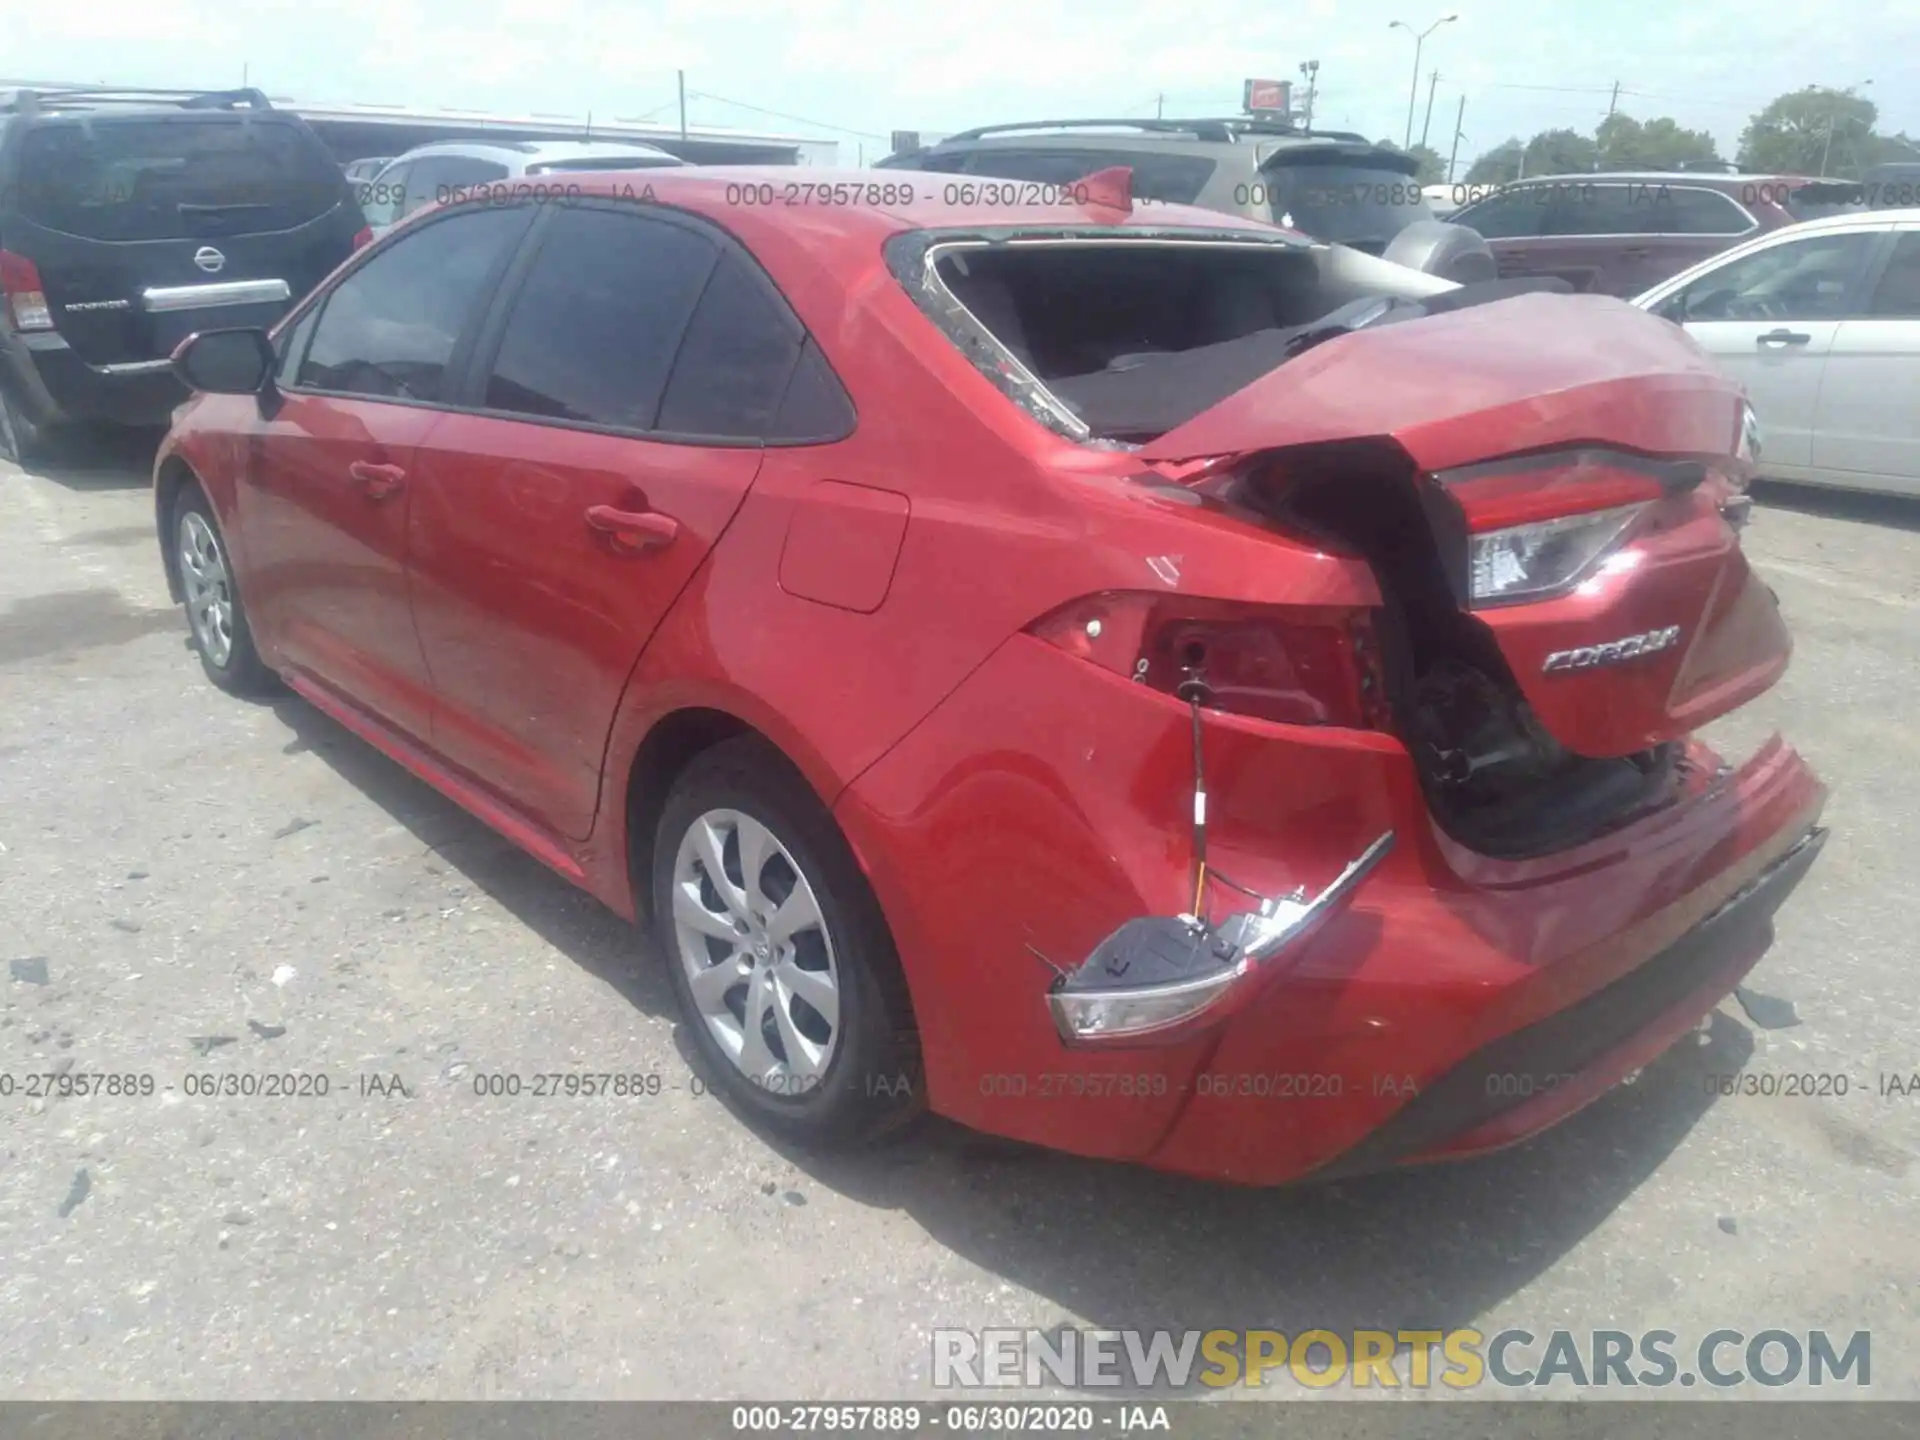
xmin=0 ymin=86 xmax=366 ymax=463
xmin=877 ymin=118 xmax=1447 ymax=255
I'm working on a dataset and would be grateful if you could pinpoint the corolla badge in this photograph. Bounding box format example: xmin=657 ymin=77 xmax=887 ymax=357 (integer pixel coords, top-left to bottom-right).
xmin=1542 ymin=626 xmax=1682 ymax=675
xmin=193 ymin=246 xmax=227 ymax=274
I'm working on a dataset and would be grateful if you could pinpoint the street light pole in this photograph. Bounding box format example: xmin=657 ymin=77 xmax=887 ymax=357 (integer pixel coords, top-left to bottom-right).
xmin=1390 ymin=14 xmax=1457 ymax=149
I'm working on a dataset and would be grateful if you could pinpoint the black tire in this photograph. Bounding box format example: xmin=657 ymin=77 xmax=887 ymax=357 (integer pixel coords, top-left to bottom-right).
xmin=0 ymin=385 xmax=53 ymax=467
xmin=172 ymin=484 xmax=277 ymax=696
xmin=652 ymin=736 xmax=922 ymax=1146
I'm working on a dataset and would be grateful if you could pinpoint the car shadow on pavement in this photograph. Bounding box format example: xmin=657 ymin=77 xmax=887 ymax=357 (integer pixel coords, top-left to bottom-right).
xmin=750 ymin=1012 xmax=1757 ymax=1395
xmin=1753 ymin=479 xmax=1920 ymax=533
xmin=266 ymin=693 xmax=680 ymax=1023
xmin=22 ymin=428 xmax=163 ymax=491
xmin=266 ymin=686 xmax=1757 ymax=1392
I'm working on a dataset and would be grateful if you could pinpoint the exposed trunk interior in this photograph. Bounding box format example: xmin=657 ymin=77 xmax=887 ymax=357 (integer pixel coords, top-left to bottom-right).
xmin=917 ymin=235 xmax=1564 ymax=444
xmin=1222 ymin=441 xmax=1682 ymax=860
xmin=912 ymin=234 xmax=1473 ymax=442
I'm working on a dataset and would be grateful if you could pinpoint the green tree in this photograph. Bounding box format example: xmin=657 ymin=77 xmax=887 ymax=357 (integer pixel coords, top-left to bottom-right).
xmin=1522 ymin=127 xmax=1599 ymax=176
xmin=1464 ymin=138 xmax=1525 ymax=184
xmin=1596 ymin=113 xmax=1722 ymax=171
xmin=1405 ymin=143 xmax=1446 ymax=184
xmin=1738 ymin=86 xmax=1878 ymax=177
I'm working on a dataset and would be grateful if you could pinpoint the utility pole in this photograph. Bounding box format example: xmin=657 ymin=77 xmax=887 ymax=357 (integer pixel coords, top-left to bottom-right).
xmin=1420 ymin=69 xmax=1440 ymax=149
xmin=1447 ymin=95 xmax=1466 ymax=181
xmin=677 ymin=69 xmax=687 ymax=140
xmin=1156 ymin=93 xmax=1164 ymax=119
xmin=1298 ymin=60 xmax=1320 ymax=131
xmin=1606 ymin=79 xmax=1620 ymax=118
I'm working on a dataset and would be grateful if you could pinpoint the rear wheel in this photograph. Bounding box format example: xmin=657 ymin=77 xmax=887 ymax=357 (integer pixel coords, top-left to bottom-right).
xmin=174 ymin=486 xmax=276 ymax=696
xmin=652 ymin=737 xmax=921 ymax=1146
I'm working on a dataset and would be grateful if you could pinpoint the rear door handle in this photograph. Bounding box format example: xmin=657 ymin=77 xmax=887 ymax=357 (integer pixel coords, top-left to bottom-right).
xmin=347 ymin=460 xmax=406 ymax=499
xmin=1757 ymin=329 xmax=1811 ymax=347
xmin=1620 ymin=247 xmax=1651 ymax=259
xmin=584 ymin=504 xmax=679 ymax=552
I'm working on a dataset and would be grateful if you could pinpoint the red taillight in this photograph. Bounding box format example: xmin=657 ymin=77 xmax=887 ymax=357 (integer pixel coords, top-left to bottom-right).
xmin=1444 ymin=458 xmax=1667 ymax=533
xmin=352 ymin=227 xmax=373 ymax=250
xmin=0 ymin=249 xmax=54 ymax=332
xmin=1028 ymin=592 xmax=1389 ymax=729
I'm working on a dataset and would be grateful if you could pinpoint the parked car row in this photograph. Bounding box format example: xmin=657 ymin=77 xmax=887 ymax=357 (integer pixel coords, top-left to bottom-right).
xmin=352 ymin=139 xmax=687 ymax=238
xmin=0 ymin=85 xmax=367 ymax=463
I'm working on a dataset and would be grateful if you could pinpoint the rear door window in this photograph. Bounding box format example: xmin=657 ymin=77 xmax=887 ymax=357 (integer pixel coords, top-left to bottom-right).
xmin=479 ymin=207 xmax=718 ymax=429
xmin=1542 ymin=184 xmax=1643 ymax=236
xmin=1665 ymin=187 xmax=1753 ymax=235
xmin=401 ymin=156 xmax=512 ymax=217
xmin=15 ymin=117 xmax=345 ymax=241
xmin=296 ymin=204 xmax=532 ymax=401
xmin=1866 ymin=233 xmax=1920 ymax=318
xmin=1454 ymin=186 xmax=1551 ymax=239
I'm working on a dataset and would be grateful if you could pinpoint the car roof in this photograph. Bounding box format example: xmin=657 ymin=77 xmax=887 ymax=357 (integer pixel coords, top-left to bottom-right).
xmin=388 ymin=138 xmax=682 ymax=165
xmin=1494 ymin=171 xmax=1800 ymax=189
xmin=911 ymin=121 xmax=1391 ymax=159
xmin=416 ymin=165 xmax=1307 ymax=242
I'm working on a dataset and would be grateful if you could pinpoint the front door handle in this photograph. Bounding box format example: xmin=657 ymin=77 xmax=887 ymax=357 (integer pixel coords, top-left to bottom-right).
xmin=584 ymin=504 xmax=679 ymax=552
xmin=1757 ymin=329 xmax=1811 ymax=347
xmin=347 ymin=460 xmax=406 ymax=499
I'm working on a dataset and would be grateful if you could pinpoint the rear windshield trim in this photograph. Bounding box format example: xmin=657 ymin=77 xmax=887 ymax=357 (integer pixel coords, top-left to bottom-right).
xmin=885 ymin=225 xmax=1320 ymax=444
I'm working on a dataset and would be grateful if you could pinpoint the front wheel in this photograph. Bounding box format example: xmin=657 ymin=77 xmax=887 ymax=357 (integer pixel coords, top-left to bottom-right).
xmin=174 ymin=485 xmax=276 ymax=696
xmin=652 ymin=737 xmax=922 ymax=1146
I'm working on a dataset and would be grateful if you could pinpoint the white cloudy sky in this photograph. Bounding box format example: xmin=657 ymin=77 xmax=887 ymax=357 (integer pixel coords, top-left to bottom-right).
xmin=3 ymin=0 xmax=1915 ymax=171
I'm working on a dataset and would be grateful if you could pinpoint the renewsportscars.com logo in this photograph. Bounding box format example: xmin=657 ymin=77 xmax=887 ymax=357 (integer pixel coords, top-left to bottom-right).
xmin=932 ymin=1327 xmax=1871 ymax=1391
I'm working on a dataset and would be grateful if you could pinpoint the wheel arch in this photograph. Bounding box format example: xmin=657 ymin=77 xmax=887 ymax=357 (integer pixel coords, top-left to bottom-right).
xmin=154 ymin=455 xmax=199 ymax=604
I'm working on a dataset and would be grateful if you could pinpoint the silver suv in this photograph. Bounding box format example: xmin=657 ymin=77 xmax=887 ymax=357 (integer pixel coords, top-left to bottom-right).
xmin=878 ymin=118 xmax=1451 ymax=258
xmin=361 ymin=139 xmax=686 ymax=235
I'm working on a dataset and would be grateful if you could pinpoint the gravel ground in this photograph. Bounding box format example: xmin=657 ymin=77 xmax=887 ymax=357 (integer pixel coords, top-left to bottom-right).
xmin=1 ymin=438 xmax=1915 ymax=1403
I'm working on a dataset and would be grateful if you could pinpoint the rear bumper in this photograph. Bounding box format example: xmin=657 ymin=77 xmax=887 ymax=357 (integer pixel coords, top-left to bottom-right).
xmin=4 ymin=332 xmax=185 ymax=428
xmin=1310 ymin=823 xmax=1828 ymax=1180
xmin=839 ymin=634 xmax=1829 ymax=1185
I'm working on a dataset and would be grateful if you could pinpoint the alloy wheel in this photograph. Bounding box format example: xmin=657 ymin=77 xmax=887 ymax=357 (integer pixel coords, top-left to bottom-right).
xmin=670 ymin=807 xmax=841 ymax=1094
xmin=177 ymin=509 xmax=235 ymax=668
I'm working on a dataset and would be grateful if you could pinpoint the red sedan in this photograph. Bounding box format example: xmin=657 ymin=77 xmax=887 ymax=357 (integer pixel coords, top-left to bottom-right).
xmin=153 ymin=168 xmax=1827 ymax=1184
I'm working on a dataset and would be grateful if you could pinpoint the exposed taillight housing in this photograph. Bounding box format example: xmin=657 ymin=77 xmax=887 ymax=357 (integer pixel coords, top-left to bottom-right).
xmin=0 ymin=250 xmax=54 ymax=332
xmin=1028 ymin=592 xmax=1390 ymax=730
xmin=352 ymin=226 xmax=373 ymax=250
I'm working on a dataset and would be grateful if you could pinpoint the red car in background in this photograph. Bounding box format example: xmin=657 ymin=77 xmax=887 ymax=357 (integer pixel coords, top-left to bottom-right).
xmin=1448 ymin=171 xmax=1841 ymax=297
xmin=152 ymin=169 xmax=1826 ymax=1185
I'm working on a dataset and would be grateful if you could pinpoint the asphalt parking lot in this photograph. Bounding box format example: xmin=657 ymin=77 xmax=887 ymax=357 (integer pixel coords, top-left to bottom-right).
xmin=1 ymin=436 xmax=1917 ymax=1403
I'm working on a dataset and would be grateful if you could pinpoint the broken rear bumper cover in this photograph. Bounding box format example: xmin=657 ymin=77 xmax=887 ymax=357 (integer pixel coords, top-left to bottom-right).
xmin=1048 ymin=832 xmax=1398 ymax=1047
xmin=1311 ymin=821 xmax=1828 ymax=1180
xmin=1038 ymin=757 xmax=1828 ymax=1185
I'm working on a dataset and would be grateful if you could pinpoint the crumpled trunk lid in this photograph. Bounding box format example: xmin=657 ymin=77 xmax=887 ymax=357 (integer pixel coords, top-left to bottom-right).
xmin=1139 ymin=292 xmax=1789 ymax=759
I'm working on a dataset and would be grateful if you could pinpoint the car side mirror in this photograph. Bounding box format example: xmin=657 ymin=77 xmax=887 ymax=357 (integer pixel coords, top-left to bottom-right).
xmin=172 ymin=328 xmax=276 ymax=396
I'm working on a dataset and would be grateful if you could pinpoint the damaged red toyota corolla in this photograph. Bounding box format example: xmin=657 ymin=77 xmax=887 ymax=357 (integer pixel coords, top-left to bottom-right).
xmin=153 ymin=168 xmax=1826 ymax=1184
